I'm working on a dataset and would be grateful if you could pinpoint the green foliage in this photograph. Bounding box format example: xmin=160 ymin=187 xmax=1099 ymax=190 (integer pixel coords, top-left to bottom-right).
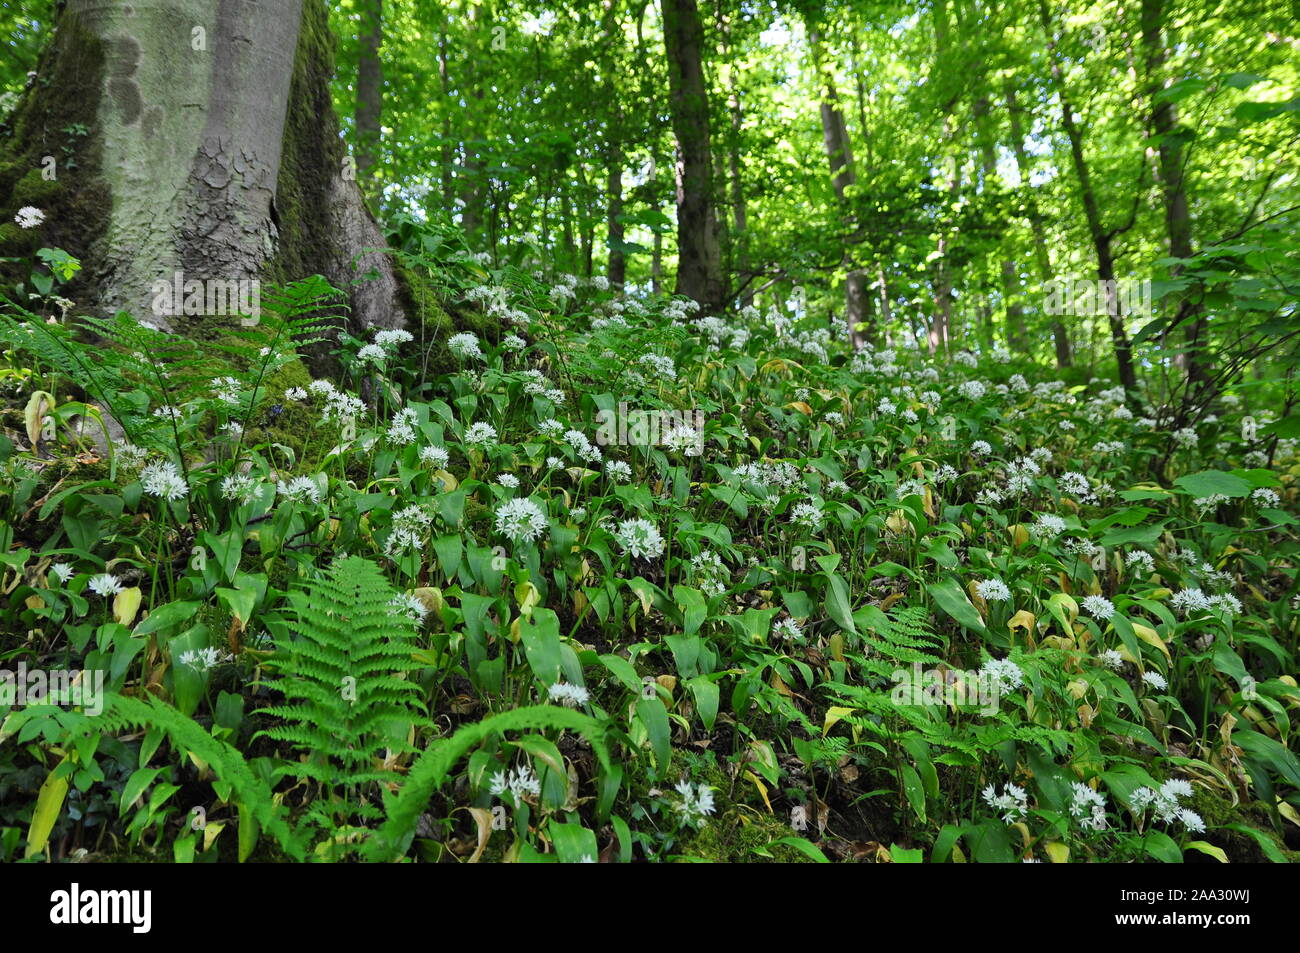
xmin=255 ymin=555 xmax=428 ymax=791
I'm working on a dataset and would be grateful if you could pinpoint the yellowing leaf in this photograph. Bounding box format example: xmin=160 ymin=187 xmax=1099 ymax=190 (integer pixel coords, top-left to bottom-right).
xmin=24 ymin=390 xmax=54 ymax=446
xmin=413 ymin=587 xmax=444 ymax=616
xmin=743 ymin=769 xmax=774 ymax=812
xmin=1185 ymin=841 xmax=1229 ymax=863
xmin=113 ymin=586 xmax=143 ymax=627
xmin=1010 ymin=524 xmax=1029 ymax=547
xmin=823 ymin=705 xmax=855 ymax=736
xmin=26 ymin=759 xmax=69 ymax=859
xmin=1132 ymin=621 xmax=1172 ymax=663
xmin=886 ymin=509 xmax=913 ymax=535
xmin=203 ymin=821 xmax=227 ymax=853
xmin=514 ymin=581 xmax=540 ymax=616
xmin=1008 ymin=610 xmax=1037 ymax=646
xmin=1044 ymin=841 xmax=1070 ymax=864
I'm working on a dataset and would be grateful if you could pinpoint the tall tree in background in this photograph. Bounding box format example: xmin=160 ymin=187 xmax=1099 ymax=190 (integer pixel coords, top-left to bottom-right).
xmin=1141 ymin=0 xmax=1203 ymax=387
xmin=355 ymin=0 xmax=383 ymax=196
xmin=661 ymin=0 xmax=724 ymax=309
xmin=1039 ymin=0 xmax=1139 ymax=395
xmin=807 ymin=19 xmax=870 ymax=345
xmin=1003 ymin=76 xmax=1073 ymax=367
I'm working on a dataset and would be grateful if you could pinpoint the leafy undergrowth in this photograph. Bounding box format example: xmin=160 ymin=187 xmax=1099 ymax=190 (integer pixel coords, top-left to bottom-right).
xmin=1 ymin=242 xmax=1299 ymax=863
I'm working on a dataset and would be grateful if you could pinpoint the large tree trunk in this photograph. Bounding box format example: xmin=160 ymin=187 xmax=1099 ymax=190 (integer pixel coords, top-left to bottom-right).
xmin=661 ymin=0 xmax=724 ymax=309
xmin=0 ymin=0 xmax=403 ymax=335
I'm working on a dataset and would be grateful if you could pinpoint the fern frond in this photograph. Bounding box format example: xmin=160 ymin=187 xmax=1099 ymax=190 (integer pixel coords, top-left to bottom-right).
xmin=363 ymin=705 xmax=611 ymax=862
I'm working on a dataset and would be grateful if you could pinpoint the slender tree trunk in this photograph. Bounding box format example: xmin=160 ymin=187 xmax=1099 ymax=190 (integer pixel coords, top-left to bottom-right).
xmin=1141 ymin=0 xmax=1203 ymax=385
xmin=355 ymin=0 xmax=382 ymax=197
xmin=973 ymin=95 xmax=1027 ymax=351
xmin=652 ymin=228 xmax=663 ymax=294
xmin=928 ymin=0 xmax=955 ymax=355
xmin=876 ymin=262 xmax=892 ymax=334
xmin=808 ymin=23 xmax=868 ymax=346
xmin=558 ymin=150 xmax=576 ymax=269
xmin=1004 ymin=78 xmax=1072 ymax=366
xmin=726 ymin=62 xmax=751 ymax=308
xmin=606 ymin=141 xmax=625 ymax=288
xmin=1040 ymin=0 xmax=1137 ymax=394
xmin=661 ymin=0 xmax=724 ymax=308
xmin=457 ymin=5 xmax=485 ymax=240
xmin=0 ymin=0 xmax=403 ymax=333
xmin=438 ymin=22 xmax=452 ymax=206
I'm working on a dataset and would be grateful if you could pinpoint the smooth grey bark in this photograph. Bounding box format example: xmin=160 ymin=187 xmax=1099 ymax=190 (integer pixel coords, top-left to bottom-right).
xmin=35 ymin=0 xmax=402 ymax=332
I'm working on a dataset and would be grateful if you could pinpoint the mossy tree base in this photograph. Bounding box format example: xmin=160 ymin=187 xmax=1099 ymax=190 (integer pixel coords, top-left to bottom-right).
xmin=1 ymin=0 xmax=404 ymax=337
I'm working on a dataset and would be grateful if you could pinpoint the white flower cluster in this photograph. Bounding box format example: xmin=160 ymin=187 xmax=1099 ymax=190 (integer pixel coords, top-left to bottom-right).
xmin=463 ymin=421 xmax=498 ymax=447
xmin=1129 ymin=779 xmax=1204 ymax=832
xmin=1170 ymin=587 xmax=1241 ymax=617
xmin=385 ymin=504 xmax=434 ymax=555
xmin=614 ymin=518 xmax=664 ymax=560
xmin=547 ymin=681 xmax=590 ymax=707
xmin=789 ymin=500 xmax=824 ymax=532
xmin=982 ymin=782 xmax=1029 ymax=822
xmin=178 ymin=647 xmax=232 ymax=670
xmin=277 ymin=475 xmax=322 ymax=504
xmin=980 ymin=657 xmax=1023 ymax=696
xmin=563 ymin=428 xmax=602 ymax=463
xmin=15 ymin=206 xmax=45 ymax=229
xmin=1080 ymin=594 xmax=1115 ymax=621
xmin=638 ymin=353 xmax=677 ymax=381
xmin=490 ymin=764 xmax=541 ymax=800
xmin=494 ymin=497 xmax=549 ymax=543
xmin=1069 ymin=782 xmax=1109 ymax=831
xmin=675 ymin=780 xmax=716 ymax=823
xmin=140 ymin=460 xmax=189 ymax=501
xmin=691 ymin=549 xmax=729 ymax=596
xmin=448 ymin=332 xmax=484 ymax=360
xmin=772 ymin=617 xmax=804 ymax=642
xmin=387 ymin=406 xmax=420 ymax=445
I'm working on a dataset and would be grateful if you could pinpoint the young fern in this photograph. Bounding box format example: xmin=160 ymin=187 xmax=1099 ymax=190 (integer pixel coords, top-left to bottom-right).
xmin=254 ymin=555 xmax=428 ymax=792
xmin=857 ymin=604 xmax=947 ymax=678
